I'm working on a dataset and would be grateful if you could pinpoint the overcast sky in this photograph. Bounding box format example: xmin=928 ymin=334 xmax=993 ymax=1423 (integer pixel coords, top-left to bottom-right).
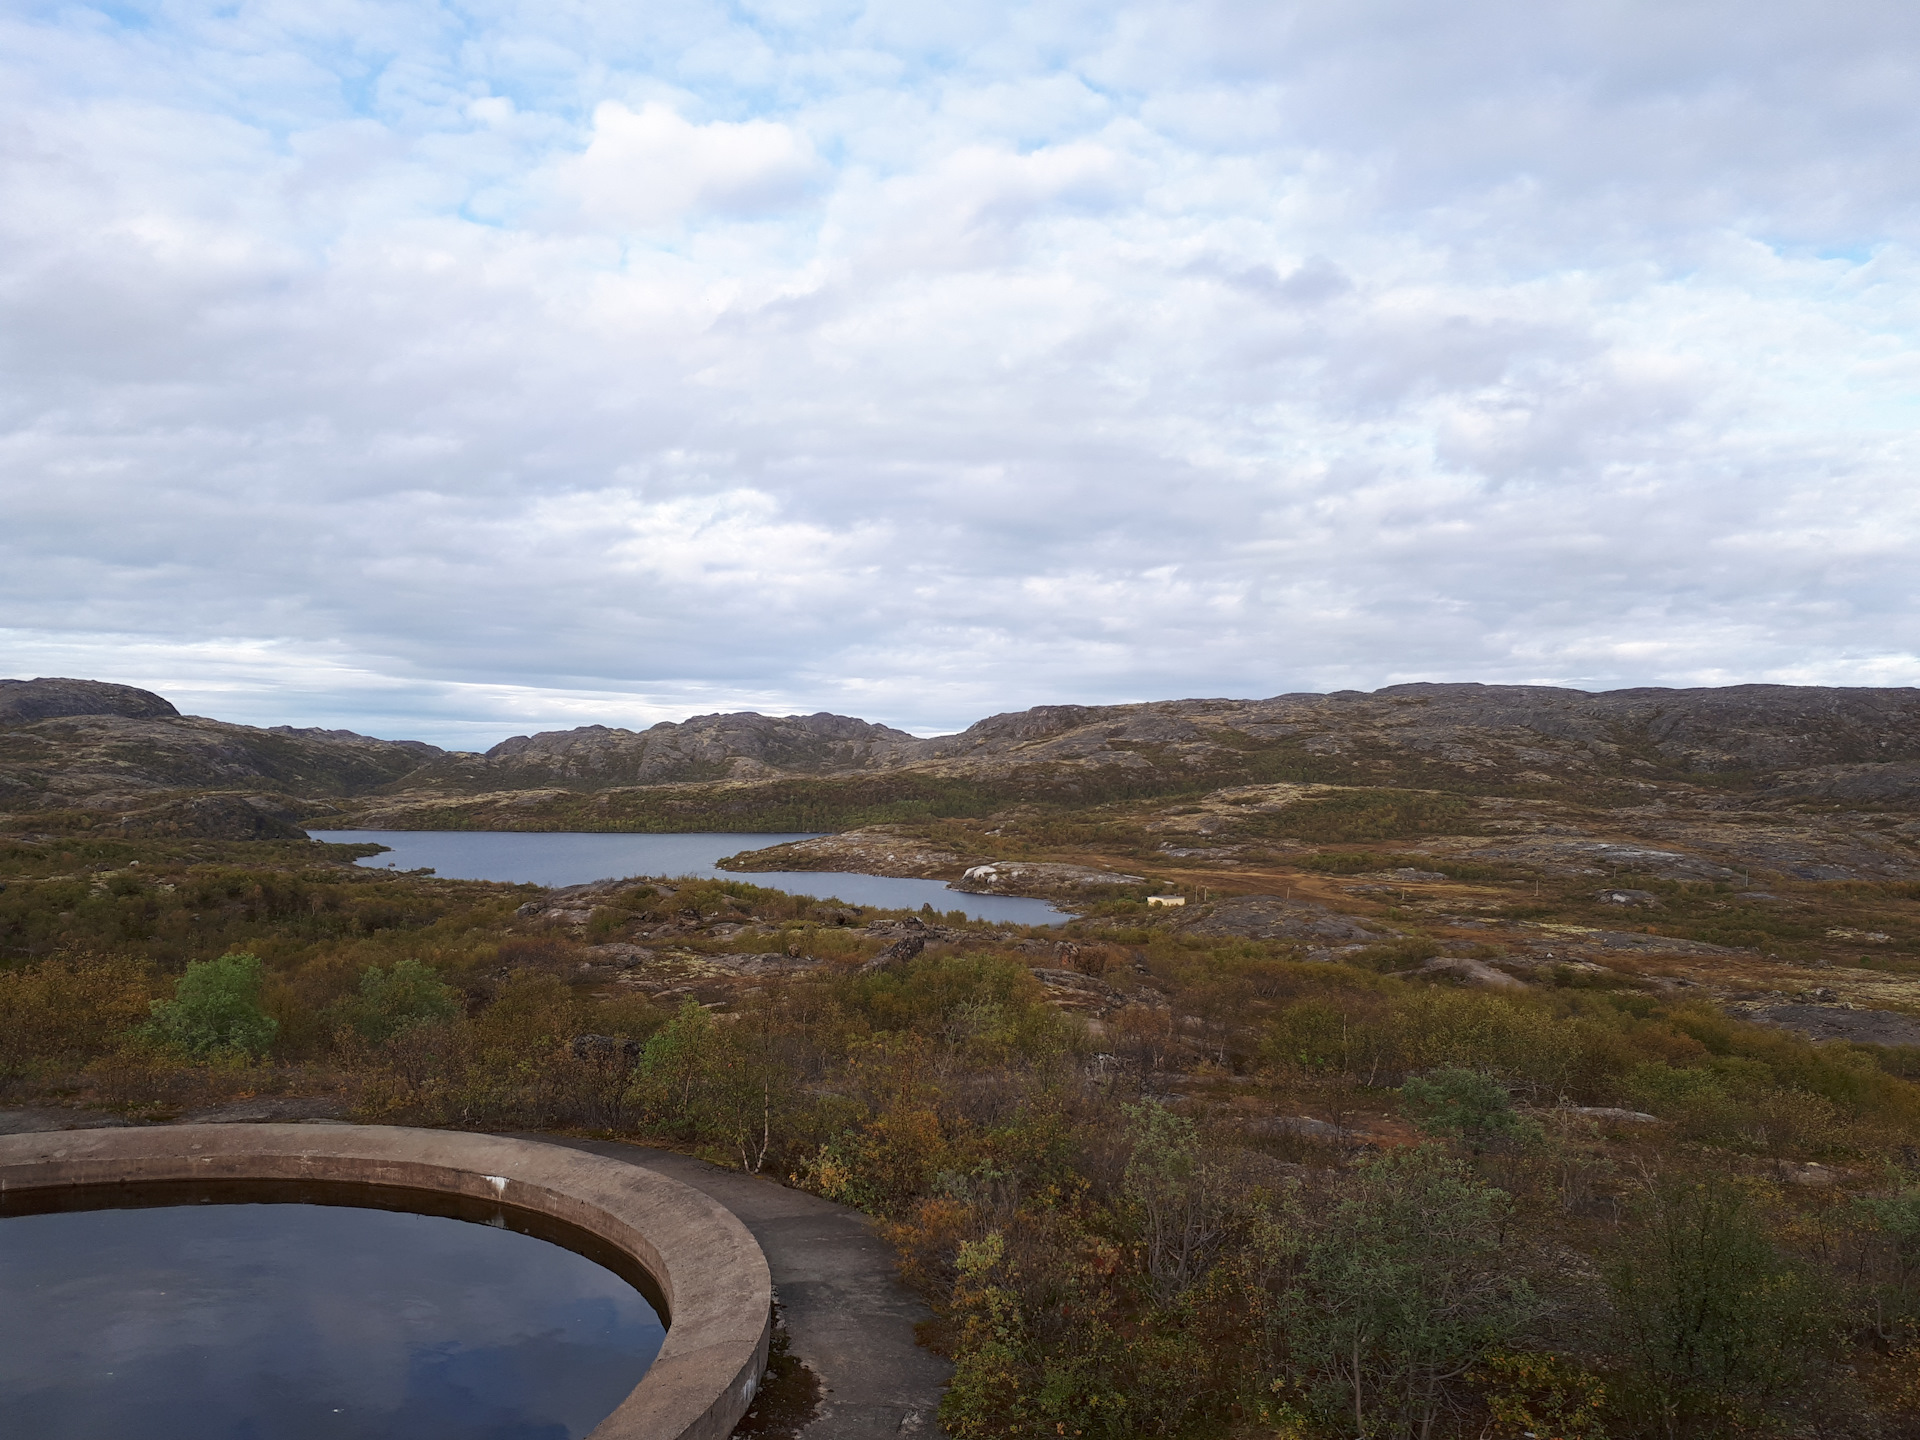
xmin=4 ymin=1 xmax=1918 ymax=747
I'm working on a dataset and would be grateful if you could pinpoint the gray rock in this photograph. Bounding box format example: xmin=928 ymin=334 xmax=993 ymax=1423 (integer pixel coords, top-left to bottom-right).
xmin=707 ymin=952 xmax=826 ymax=976
xmin=587 ymin=944 xmax=656 ymax=969
xmin=176 ymin=1096 xmax=346 ymax=1124
xmin=954 ymin=861 xmax=1143 ymax=893
xmin=0 ymin=1107 xmax=135 ymax=1136
xmin=1407 ymin=956 xmax=1527 ymax=990
xmin=0 ymin=677 xmax=179 ymax=724
xmin=1179 ymin=895 xmax=1383 ymax=943
xmin=571 ymin=1034 xmax=643 ymax=1062
xmin=1027 ymin=968 xmax=1126 ymax=1008
xmin=1753 ymin=1004 xmax=1920 ymax=1048
xmin=857 ymin=934 xmax=926 ymax=974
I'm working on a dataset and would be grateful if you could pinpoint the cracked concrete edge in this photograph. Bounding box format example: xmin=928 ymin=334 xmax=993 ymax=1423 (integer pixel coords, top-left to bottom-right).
xmin=0 ymin=1123 xmax=772 ymax=1440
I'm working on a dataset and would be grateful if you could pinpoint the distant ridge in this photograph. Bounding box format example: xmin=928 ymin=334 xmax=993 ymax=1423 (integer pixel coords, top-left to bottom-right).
xmin=6 ymin=677 xmax=1920 ymax=836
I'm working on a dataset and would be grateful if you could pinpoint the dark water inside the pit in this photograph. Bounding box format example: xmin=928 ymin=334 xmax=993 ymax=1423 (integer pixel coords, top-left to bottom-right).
xmin=307 ymin=829 xmax=1071 ymax=925
xmin=0 ymin=1193 xmax=666 ymax=1440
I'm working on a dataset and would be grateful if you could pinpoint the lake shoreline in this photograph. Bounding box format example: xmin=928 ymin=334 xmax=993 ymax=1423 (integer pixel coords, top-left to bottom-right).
xmin=307 ymin=830 xmax=1072 ymax=926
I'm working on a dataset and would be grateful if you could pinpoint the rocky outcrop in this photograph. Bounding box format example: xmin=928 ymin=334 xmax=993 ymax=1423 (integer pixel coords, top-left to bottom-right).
xmin=1752 ymin=1004 xmax=1920 ymax=1048
xmin=1595 ymin=888 xmax=1661 ymax=907
xmin=0 ymin=677 xmax=178 ymax=724
xmin=1406 ymin=956 xmax=1526 ymax=990
xmin=1177 ymin=895 xmax=1385 ymax=944
xmin=721 ymin=827 xmax=972 ymax=878
xmin=1026 ymin=967 xmax=1128 ymax=1014
xmin=857 ymin=934 xmax=926 ymax=974
xmin=953 ymin=861 xmax=1145 ymax=896
xmin=402 ymin=711 xmax=923 ymax=792
xmin=0 ymin=683 xmax=446 ymax=820
xmin=1460 ymin=838 xmax=1737 ymax=881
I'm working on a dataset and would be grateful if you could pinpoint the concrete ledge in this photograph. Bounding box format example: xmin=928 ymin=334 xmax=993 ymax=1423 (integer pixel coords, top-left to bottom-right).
xmin=0 ymin=1124 xmax=772 ymax=1440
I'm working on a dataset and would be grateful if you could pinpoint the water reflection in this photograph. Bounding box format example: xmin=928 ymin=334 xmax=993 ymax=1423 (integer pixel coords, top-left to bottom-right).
xmin=307 ymin=829 xmax=1071 ymax=925
xmin=0 ymin=1192 xmax=664 ymax=1440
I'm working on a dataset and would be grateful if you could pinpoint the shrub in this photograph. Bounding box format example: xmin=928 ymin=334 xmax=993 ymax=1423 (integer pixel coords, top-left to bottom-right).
xmin=625 ymin=999 xmax=798 ymax=1171
xmin=1235 ymin=789 xmax=1478 ymax=844
xmin=348 ymin=957 xmax=459 ymax=1044
xmin=0 ymin=954 xmax=155 ymax=1077
xmin=1123 ymin=1102 xmax=1231 ymax=1297
xmin=1293 ymin=1146 xmax=1541 ymax=1439
xmin=1400 ymin=1068 xmax=1536 ymax=1153
xmin=1606 ymin=1177 xmax=1837 ymax=1435
xmin=1473 ymin=1351 xmax=1610 ymax=1439
xmin=144 ymin=951 xmax=278 ymax=1058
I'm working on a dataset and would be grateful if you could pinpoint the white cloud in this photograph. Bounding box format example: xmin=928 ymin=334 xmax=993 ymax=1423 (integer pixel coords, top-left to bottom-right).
xmin=557 ymin=101 xmax=819 ymax=232
xmin=2 ymin=1 xmax=1919 ymax=746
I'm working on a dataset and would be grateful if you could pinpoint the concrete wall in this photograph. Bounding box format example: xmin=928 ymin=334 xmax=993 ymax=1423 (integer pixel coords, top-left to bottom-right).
xmin=0 ymin=1124 xmax=773 ymax=1440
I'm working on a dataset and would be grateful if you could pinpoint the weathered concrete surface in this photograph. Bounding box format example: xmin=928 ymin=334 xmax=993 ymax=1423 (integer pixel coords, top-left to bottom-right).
xmin=0 ymin=1124 xmax=772 ymax=1440
xmin=523 ymin=1137 xmax=951 ymax=1439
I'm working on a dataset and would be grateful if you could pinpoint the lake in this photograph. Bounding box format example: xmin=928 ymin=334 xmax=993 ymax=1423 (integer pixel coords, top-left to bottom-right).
xmin=306 ymin=830 xmax=1070 ymax=926
xmin=0 ymin=1192 xmax=664 ymax=1440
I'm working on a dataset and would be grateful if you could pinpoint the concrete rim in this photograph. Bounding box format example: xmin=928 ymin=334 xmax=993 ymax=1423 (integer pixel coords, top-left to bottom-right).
xmin=0 ymin=1124 xmax=772 ymax=1440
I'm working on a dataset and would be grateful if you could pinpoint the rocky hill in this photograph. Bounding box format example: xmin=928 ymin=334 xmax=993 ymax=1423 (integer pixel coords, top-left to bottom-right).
xmin=398 ymin=711 xmax=922 ymax=792
xmin=9 ymin=676 xmax=1920 ymax=839
xmin=907 ymin=683 xmax=1920 ymax=787
xmin=0 ymin=678 xmax=444 ymax=836
xmin=333 ymin=681 xmax=1920 ymax=831
xmin=0 ymin=677 xmax=180 ymax=724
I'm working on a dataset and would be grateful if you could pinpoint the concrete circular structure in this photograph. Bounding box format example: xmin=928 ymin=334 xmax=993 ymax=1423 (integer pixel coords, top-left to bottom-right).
xmin=0 ymin=1123 xmax=772 ymax=1440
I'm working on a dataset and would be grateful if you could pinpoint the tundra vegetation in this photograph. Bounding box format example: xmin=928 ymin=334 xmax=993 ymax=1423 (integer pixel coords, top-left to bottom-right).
xmin=12 ymin=679 xmax=1920 ymax=1435
xmin=6 ymin=828 xmax=1920 ymax=1439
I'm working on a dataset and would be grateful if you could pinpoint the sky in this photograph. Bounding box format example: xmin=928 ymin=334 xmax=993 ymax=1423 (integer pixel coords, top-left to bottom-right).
xmin=4 ymin=1 xmax=1919 ymax=748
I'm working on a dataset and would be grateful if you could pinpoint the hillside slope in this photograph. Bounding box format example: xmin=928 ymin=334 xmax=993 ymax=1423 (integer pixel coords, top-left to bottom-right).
xmin=0 ymin=679 xmax=443 ymax=831
xmin=10 ymin=677 xmax=1920 ymax=839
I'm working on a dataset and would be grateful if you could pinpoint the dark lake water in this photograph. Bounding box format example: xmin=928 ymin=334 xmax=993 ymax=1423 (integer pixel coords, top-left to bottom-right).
xmin=307 ymin=830 xmax=1070 ymax=926
xmin=0 ymin=1190 xmax=665 ymax=1440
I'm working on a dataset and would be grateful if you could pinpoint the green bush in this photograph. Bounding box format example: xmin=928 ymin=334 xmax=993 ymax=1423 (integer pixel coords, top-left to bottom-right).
xmin=349 ymin=957 xmax=460 ymax=1044
xmin=1607 ymin=1177 xmax=1837 ymax=1434
xmin=1400 ymin=1067 xmax=1536 ymax=1152
xmin=1294 ymin=1146 xmax=1541 ymax=1438
xmin=145 ymin=951 xmax=278 ymax=1058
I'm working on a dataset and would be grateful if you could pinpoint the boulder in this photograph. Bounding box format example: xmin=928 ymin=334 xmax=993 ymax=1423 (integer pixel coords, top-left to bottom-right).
xmin=570 ymin=1034 xmax=643 ymax=1062
xmin=1407 ymin=956 xmax=1527 ymax=990
xmin=857 ymin=934 xmax=926 ymax=974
